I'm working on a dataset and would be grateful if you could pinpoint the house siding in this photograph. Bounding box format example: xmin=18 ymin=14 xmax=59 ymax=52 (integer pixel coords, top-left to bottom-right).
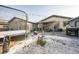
xmin=38 ymin=16 xmax=72 ymax=31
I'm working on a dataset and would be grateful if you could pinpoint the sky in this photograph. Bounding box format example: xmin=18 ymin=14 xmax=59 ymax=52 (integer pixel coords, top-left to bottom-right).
xmin=0 ymin=5 xmax=79 ymax=22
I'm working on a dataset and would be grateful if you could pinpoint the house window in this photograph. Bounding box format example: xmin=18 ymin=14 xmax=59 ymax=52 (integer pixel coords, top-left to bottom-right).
xmin=63 ymin=21 xmax=69 ymax=26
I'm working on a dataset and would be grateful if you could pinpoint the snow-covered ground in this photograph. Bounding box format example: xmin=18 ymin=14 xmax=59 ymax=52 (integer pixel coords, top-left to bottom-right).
xmin=7 ymin=33 xmax=79 ymax=54
xmin=0 ymin=30 xmax=30 ymax=38
xmin=44 ymin=35 xmax=79 ymax=49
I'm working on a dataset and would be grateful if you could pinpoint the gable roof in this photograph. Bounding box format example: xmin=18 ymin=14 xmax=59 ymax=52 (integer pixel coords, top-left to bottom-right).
xmin=8 ymin=17 xmax=34 ymax=24
xmin=39 ymin=15 xmax=73 ymax=23
xmin=69 ymin=16 xmax=79 ymax=22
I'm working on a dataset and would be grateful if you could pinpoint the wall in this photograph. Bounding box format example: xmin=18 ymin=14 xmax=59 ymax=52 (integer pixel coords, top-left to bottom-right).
xmin=9 ymin=19 xmax=33 ymax=32
xmin=9 ymin=19 xmax=19 ymax=30
xmin=27 ymin=22 xmax=33 ymax=32
xmin=39 ymin=16 xmax=71 ymax=31
xmin=0 ymin=23 xmax=8 ymax=31
xmin=69 ymin=18 xmax=79 ymax=27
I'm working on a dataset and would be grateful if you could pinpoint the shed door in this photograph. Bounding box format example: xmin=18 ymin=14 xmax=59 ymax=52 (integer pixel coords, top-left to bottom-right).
xmin=76 ymin=21 xmax=79 ymax=28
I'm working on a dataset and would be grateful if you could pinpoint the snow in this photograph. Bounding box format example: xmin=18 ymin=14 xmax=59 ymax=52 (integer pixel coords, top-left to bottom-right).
xmin=7 ymin=34 xmax=79 ymax=54
xmin=7 ymin=34 xmax=38 ymax=54
xmin=0 ymin=30 xmax=29 ymax=39
xmin=44 ymin=35 xmax=79 ymax=48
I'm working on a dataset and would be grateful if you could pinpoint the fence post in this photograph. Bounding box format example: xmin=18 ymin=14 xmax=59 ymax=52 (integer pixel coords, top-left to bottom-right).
xmin=2 ymin=36 xmax=10 ymax=54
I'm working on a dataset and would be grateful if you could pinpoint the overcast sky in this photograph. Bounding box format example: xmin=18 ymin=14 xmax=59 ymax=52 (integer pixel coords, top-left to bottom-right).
xmin=0 ymin=5 xmax=79 ymax=22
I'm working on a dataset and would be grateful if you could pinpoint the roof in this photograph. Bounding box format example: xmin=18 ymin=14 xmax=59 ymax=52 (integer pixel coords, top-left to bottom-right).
xmin=0 ymin=19 xmax=9 ymax=24
xmin=38 ymin=15 xmax=73 ymax=23
xmin=69 ymin=16 xmax=79 ymax=22
xmin=8 ymin=17 xmax=34 ymax=24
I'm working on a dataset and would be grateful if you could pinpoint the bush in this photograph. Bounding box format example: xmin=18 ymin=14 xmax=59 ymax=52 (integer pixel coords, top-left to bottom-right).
xmin=37 ymin=36 xmax=46 ymax=46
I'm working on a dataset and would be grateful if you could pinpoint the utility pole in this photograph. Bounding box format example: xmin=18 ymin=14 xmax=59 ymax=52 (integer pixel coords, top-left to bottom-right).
xmin=0 ymin=5 xmax=28 ymax=53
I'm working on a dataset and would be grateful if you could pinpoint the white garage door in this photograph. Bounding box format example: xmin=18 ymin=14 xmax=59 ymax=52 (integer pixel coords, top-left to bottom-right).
xmin=76 ymin=22 xmax=79 ymax=28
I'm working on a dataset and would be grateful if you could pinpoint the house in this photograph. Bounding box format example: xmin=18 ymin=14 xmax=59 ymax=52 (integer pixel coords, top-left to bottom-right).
xmin=69 ymin=16 xmax=79 ymax=27
xmin=38 ymin=15 xmax=73 ymax=31
xmin=65 ymin=17 xmax=79 ymax=36
xmin=8 ymin=17 xmax=34 ymax=32
xmin=0 ymin=22 xmax=8 ymax=31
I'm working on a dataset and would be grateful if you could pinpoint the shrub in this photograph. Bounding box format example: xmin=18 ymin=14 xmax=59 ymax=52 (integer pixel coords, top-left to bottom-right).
xmin=37 ymin=36 xmax=46 ymax=47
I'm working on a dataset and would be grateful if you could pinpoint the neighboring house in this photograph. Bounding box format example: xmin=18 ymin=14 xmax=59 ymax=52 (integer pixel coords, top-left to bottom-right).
xmin=69 ymin=16 xmax=79 ymax=28
xmin=38 ymin=15 xmax=73 ymax=31
xmin=0 ymin=22 xmax=8 ymax=31
xmin=8 ymin=17 xmax=34 ymax=32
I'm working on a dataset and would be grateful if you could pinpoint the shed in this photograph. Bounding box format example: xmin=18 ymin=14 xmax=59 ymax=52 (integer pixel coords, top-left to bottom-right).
xmin=8 ymin=17 xmax=34 ymax=32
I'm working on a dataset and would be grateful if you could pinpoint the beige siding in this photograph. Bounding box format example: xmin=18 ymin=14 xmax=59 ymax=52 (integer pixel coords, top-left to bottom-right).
xmin=0 ymin=23 xmax=8 ymax=31
xmin=39 ymin=16 xmax=71 ymax=31
xmin=0 ymin=25 xmax=4 ymax=28
xmin=9 ymin=18 xmax=33 ymax=32
xmin=69 ymin=21 xmax=75 ymax=27
xmin=27 ymin=22 xmax=33 ymax=31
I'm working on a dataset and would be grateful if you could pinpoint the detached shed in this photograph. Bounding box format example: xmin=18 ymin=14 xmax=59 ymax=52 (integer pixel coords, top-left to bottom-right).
xmin=8 ymin=17 xmax=34 ymax=32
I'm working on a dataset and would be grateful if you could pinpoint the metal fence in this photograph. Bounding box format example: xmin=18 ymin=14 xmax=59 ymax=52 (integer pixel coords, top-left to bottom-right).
xmin=0 ymin=5 xmax=28 ymax=53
